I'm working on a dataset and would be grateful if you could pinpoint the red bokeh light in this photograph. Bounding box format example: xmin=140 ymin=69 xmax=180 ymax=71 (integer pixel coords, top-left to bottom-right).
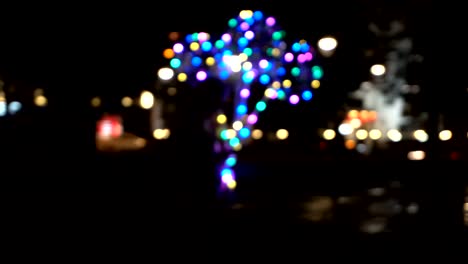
xmin=96 ymin=114 xmax=123 ymax=139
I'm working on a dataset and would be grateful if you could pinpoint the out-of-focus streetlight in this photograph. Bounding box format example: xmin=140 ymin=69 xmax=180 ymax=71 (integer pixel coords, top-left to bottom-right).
xmin=370 ymin=64 xmax=386 ymax=76
xmin=318 ymin=36 xmax=338 ymax=57
xmin=157 ymin=67 xmax=174 ymax=81
xmin=139 ymin=90 xmax=154 ymax=109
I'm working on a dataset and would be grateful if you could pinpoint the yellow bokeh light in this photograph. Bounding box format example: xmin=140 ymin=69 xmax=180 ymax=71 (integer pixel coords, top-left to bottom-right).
xmin=206 ymin=57 xmax=215 ymax=66
xmin=369 ymin=129 xmax=382 ymax=140
xmin=271 ymin=48 xmax=281 ymax=57
xmin=252 ymin=129 xmax=263 ymax=140
xmin=282 ymin=80 xmax=292 ymax=89
xmin=276 ymin=129 xmax=289 ymax=140
xmin=439 ymin=130 xmax=452 ymax=141
xmin=153 ymin=129 xmax=170 ymax=140
xmin=233 ymin=144 xmax=242 ymax=152
xmin=34 ymin=95 xmax=47 ymax=107
xmin=322 ymin=129 xmax=336 ymax=140
xmin=91 ymin=97 xmax=101 ymax=107
xmin=413 ymin=129 xmax=428 ymax=142
xmin=216 ymin=114 xmax=227 ymax=124
xmin=311 ymin=80 xmax=321 ymax=89
xmin=139 ymin=91 xmax=154 ymax=109
xmin=239 ymin=53 xmax=248 ymax=62
xmin=349 ymin=118 xmax=362 ymax=129
xmin=177 ymin=73 xmax=188 ymax=82
xmin=355 ymin=129 xmax=368 ymax=140
xmin=226 ymin=129 xmax=236 ymax=139
xmin=348 ymin=110 xmax=359 ymax=119
xmin=121 ymin=96 xmax=132 ymax=107
xmin=190 ymin=42 xmax=200 ymax=51
xmin=272 ymin=81 xmax=281 ymax=89
xmin=387 ymin=129 xmax=402 ymax=142
xmin=227 ymin=180 xmax=237 ymax=190
xmin=239 ymin=10 xmax=253 ymax=19
xmin=242 ymin=61 xmax=253 ymax=71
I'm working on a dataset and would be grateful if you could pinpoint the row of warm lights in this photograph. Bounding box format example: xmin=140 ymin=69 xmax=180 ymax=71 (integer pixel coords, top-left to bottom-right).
xmin=322 ymin=128 xmax=464 ymax=160
xmin=151 ymin=126 xmax=289 ymax=143
xmin=1 ymin=87 xmax=159 ymax=117
xmin=322 ymin=128 xmax=457 ymax=142
xmin=342 ymin=109 xmax=378 ymax=125
xmin=214 ymin=112 xmax=289 ymax=150
xmin=1 ymin=66 xmax=390 ymax=118
xmin=1 ymin=92 xmax=147 ymax=117
xmin=219 ymin=127 xmax=288 ymax=144
xmin=151 ymin=127 xmax=436 ymax=162
xmin=102 ymin=119 xmax=288 ymax=143
xmin=90 ymin=90 xmax=155 ymax=109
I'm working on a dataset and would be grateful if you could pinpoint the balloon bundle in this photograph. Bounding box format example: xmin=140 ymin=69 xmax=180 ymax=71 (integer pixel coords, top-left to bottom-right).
xmin=158 ymin=10 xmax=323 ymax=191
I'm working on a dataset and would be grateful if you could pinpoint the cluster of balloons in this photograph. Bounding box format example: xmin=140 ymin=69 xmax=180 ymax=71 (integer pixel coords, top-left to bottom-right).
xmin=159 ymin=10 xmax=323 ymax=191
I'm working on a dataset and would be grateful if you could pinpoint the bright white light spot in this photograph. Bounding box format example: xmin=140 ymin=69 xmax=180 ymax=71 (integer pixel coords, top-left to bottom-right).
xmin=158 ymin=67 xmax=175 ymax=81
xmin=370 ymin=64 xmax=386 ymax=76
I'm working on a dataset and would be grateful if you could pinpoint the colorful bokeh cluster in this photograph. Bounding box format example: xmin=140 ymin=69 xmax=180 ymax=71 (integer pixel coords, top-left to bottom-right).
xmin=160 ymin=10 xmax=323 ymax=191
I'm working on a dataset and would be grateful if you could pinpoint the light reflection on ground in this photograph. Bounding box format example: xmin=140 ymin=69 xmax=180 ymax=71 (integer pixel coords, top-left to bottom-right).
xmin=96 ymin=132 xmax=147 ymax=152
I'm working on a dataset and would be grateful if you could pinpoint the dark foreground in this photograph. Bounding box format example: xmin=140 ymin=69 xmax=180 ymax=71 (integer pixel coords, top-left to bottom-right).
xmin=2 ymin=143 xmax=468 ymax=259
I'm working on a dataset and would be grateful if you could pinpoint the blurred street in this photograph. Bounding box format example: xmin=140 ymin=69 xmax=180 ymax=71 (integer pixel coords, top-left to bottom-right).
xmin=3 ymin=1 xmax=468 ymax=258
